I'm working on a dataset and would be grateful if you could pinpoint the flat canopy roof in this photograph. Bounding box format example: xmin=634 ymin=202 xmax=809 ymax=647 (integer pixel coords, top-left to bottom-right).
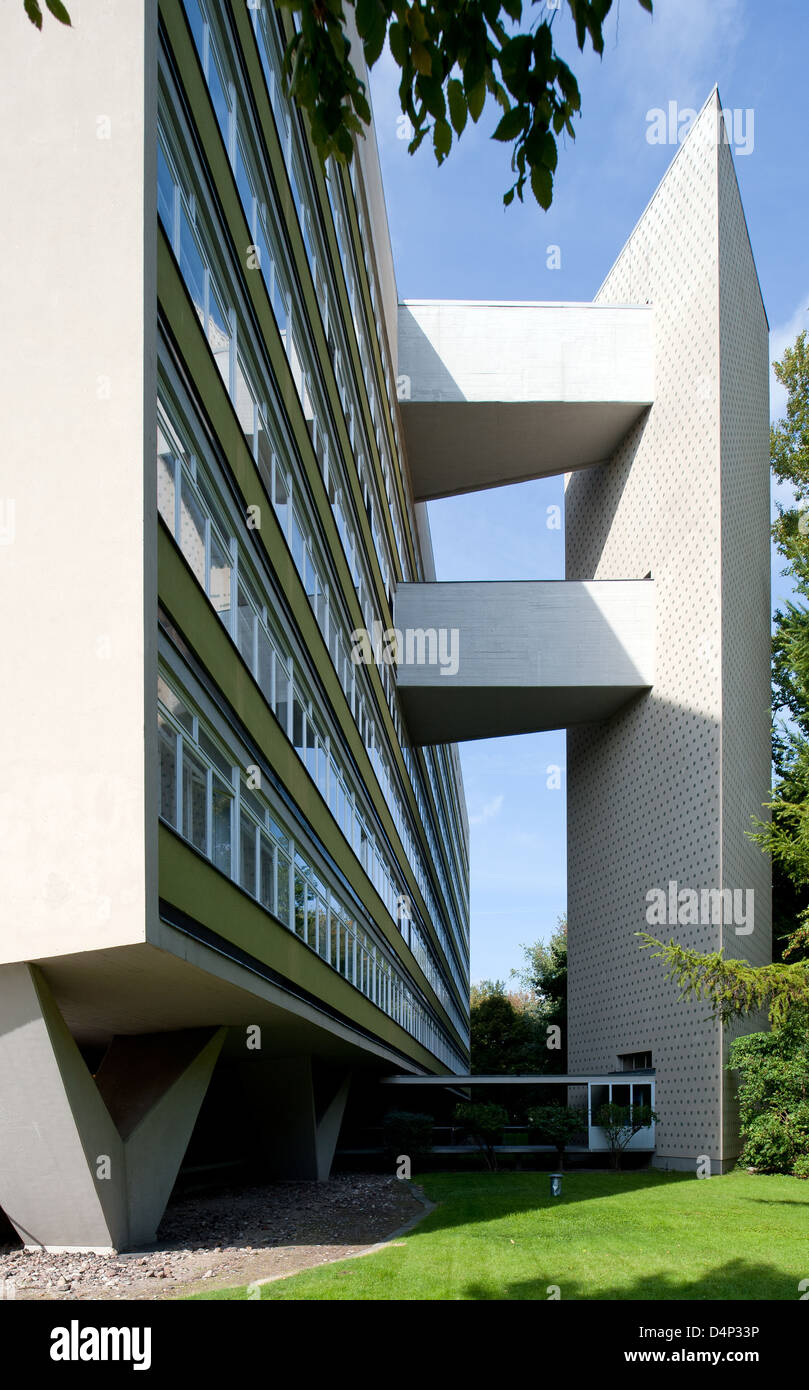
xmin=381 ymin=1072 xmax=655 ymax=1085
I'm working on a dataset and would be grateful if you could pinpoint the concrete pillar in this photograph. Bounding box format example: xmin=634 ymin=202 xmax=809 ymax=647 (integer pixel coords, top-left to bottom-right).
xmin=95 ymin=1028 xmax=228 ymax=1246
xmin=243 ymin=1057 xmax=350 ymax=1181
xmin=314 ymin=1071 xmax=352 ymax=1182
xmin=0 ymin=964 xmax=225 ymax=1251
xmin=0 ymin=964 xmax=127 ymax=1251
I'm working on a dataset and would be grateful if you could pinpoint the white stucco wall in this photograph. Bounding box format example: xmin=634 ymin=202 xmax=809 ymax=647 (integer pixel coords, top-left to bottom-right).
xmin=0 ymin=0 xmax=157 ymax=962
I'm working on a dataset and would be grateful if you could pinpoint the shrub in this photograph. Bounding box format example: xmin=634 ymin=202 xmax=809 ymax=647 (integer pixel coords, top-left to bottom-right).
xmin=729 ymin=1011 xmax=809 ymax=1175
xmin=594 ymin=1102 xmax=658 ymax=1170
xmin=453 ymin=1102 xmax=509 ymax=1170
xmin=381 ymin=1111 xmax=434 ymax=1171
xmin=740 ymin=1108 xmax=809 ymax=1175
xmin=526 ymin=1104 xmax=587 ymax=1170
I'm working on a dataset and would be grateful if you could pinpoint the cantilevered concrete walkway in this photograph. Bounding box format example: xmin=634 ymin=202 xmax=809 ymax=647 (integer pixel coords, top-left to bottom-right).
xmin=393 ymin=298 xmax=656 ymax=743
xmin=398 ymin=301 xmax=654 ymax=500
xmin=393 ymin=579 xmax=655 ymax=744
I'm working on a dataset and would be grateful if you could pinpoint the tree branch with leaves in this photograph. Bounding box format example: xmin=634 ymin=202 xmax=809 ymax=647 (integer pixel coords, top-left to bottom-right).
xmin=275 ymin=0 xmax=653 ymax=208
xmin=637 ymin=933 xmax=809 ymax=1028
xmin=23 ymin=0 xmax=70 ymax=30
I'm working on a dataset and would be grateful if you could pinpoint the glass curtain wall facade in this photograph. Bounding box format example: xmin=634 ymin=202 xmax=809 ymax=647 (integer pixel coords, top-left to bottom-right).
xmin=156 ymin=0 xmax=469 ymax=1073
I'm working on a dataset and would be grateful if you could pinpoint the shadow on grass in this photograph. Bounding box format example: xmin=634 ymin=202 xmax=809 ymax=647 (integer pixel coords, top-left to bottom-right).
xmin=408 ymin=1168 xmax=695 ymax=1232
xmin=736 ymin=1196 xmax=809 ymax=1207
xmin=189 ymin=1172 xmax=809 ymax=1301
xmin=462 ymin=1257 xmax=798 ymax=1301
xmin=202 ymin=1254 xmax=798 ymax=1301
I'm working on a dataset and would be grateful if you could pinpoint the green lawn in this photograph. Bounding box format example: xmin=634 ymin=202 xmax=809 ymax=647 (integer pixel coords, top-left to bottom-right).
xmin=190 ymin=1169 xmax=809 ymax=1301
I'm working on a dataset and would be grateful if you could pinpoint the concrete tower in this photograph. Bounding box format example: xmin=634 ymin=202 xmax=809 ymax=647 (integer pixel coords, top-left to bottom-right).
xmin=565 ymin=92 xmax=771 ymax=1171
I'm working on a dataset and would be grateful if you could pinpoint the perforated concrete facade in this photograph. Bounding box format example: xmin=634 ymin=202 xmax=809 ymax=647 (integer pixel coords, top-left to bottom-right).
xmin=565 ymin=92 xmax=771 ymax=1171
xmin=716 ymin=127 xmax=772 ymax=1160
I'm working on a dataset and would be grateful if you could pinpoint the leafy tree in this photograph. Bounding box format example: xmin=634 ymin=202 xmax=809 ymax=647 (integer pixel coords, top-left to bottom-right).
xmin=594 ymin=1102 xmax=657 ymax=1171
xmin=453 ymin=1100 xmax=508 ymax=1170
xmin=505 ymin=984 xmax=539 ymax=1012
xmin=275 ymin=0 xmax=653 ymax=207
xmin=23 ymin=0 xmax=71 ymax=29
xmin=471 ymin=976 xmax=535 ymax=1012
xmin=511 ymin=915 xmax=567 ymax=1069
xmin=755 ymin=330 xmax=809 ymax=961
xmin=770 ymin=331 xmax=809 ymax=592
xmin=728 ymin=1005 xmax=809 ymax=1175
xmin=752 ymin=762 xmax=809 ymax=965
xmin=526 ymin=1102 xmax=585 ymax=1170
xmin=470 ymin=976 xmax=508 ymax=1009
xmin=469 ymin=980 xmax=544 ymax=1074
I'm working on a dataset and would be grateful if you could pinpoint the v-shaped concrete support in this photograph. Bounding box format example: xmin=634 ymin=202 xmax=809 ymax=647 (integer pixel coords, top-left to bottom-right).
xmin=0 ymin=963 xmax=225 ymax=1251
xmin=240 ymin=1056 xmax=351 ymax=1181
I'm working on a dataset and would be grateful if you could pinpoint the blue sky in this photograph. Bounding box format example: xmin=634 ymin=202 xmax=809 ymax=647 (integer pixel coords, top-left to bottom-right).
xmin=368 ymin=0 xmax=809 ymax=984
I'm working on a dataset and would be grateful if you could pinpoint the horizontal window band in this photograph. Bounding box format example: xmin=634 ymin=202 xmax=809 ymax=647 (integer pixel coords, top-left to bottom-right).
xmin=157 ymin=895 xmax=459 ymax=1073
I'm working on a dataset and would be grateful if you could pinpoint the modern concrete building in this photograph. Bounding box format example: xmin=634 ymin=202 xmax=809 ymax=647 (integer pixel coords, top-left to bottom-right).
xmin=0 ymin=0 xmax=470 ymax=1252
xmin=0 ymin=1 xmax=769 ymax=1250
xmin=396 ymin=88 xmax=771 ymax=1172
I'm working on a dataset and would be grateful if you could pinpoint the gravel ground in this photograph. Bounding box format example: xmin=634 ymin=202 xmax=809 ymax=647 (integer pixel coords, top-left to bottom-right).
xmin=0 ymin=1175 xmax=425 ymax=1301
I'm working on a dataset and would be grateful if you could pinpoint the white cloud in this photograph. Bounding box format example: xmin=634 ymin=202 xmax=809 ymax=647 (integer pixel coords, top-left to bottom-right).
xmin=469 ymin=794 xmax=504 ymax=827
xmin=368 ymin=44 xmax=408 ymax=156
xmin=599 ymin=0 xmax=746 ymax=88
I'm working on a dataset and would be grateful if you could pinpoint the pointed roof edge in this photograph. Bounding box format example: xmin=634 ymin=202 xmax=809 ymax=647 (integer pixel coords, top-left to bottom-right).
xmin=714 ymin=86 xmax=769 ymax=333
xmin=594 ymin=86 xmax=768 ymax=331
